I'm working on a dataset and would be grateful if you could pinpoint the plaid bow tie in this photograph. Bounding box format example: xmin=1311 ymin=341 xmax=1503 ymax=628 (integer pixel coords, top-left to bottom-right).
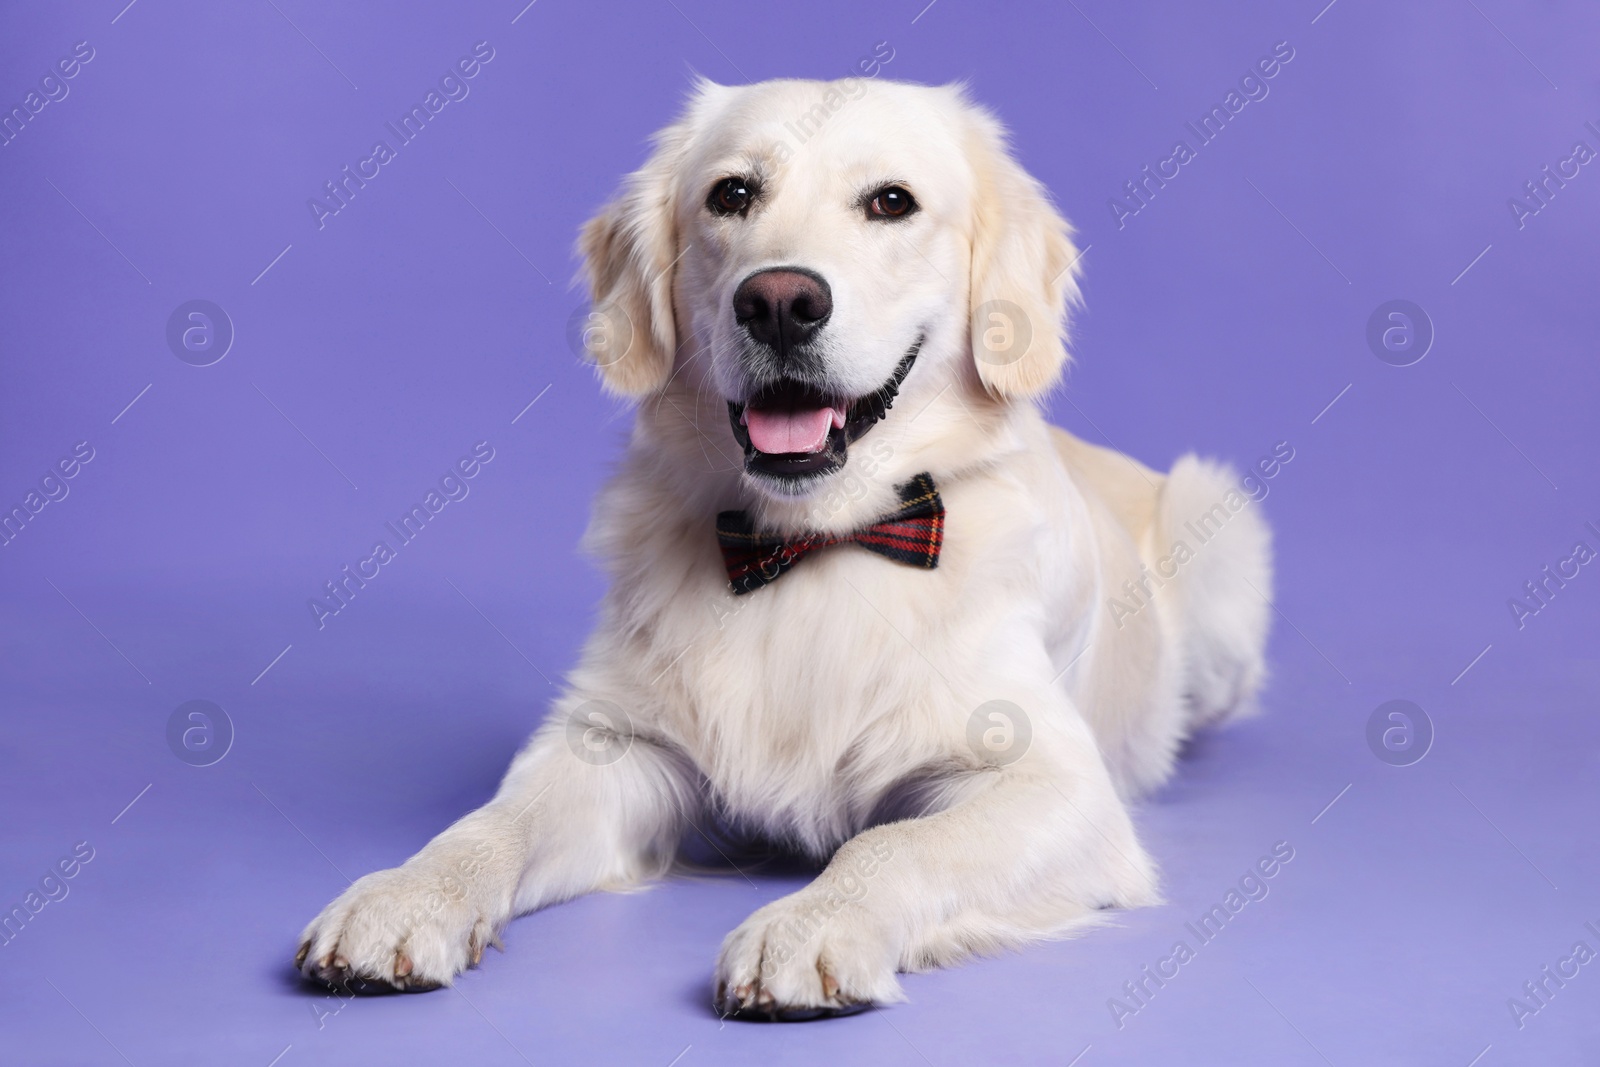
xmin=716 ymin=473 xmax=945 ymax=595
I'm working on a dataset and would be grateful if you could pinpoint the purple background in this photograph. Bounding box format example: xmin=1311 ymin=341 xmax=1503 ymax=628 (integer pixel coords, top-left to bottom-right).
xmin=3 ymin=0 xmax=1598 ymax=1063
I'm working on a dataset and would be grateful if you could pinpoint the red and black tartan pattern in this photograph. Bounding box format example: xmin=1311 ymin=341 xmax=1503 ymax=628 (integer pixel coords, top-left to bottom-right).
xmin=715 ymin=473 xmax=945 ymax=595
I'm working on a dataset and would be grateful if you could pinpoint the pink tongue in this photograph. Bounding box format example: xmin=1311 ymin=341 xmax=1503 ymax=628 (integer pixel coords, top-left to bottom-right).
xmin=745 ymin=405 xmax=835 ymax=455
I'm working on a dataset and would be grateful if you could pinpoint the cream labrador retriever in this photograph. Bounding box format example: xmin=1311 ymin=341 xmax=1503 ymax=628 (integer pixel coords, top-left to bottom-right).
xmin=296 ymin=77 xmax=1272 ymax=1020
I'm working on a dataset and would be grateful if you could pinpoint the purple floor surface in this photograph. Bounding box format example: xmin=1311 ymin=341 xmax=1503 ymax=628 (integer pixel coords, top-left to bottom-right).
xmin=2 ymin=1 xmax=1597 ymax=1064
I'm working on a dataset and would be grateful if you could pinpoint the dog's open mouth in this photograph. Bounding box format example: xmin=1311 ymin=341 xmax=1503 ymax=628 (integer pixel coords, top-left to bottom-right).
xmin=727 ymin=339 xmax=921 ymax=484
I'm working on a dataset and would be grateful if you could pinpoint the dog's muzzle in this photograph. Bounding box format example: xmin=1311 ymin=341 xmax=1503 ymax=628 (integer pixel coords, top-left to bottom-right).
xmin=726 ymin=338 xmax=922 ymax=484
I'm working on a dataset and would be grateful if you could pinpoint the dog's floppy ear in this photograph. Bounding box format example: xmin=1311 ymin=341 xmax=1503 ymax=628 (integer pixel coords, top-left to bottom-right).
xmin=576 ymin=116 xmax=694 ymax=396
xmin=964 ymin=104 xmax=1082 ymax=400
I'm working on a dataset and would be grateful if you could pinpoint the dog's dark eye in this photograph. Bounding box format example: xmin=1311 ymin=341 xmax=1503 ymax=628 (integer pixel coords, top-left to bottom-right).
xmin=708 ymin=177 xmax=755 ymax=217
xmin=866 ymin=185 xmax=916 ymax=220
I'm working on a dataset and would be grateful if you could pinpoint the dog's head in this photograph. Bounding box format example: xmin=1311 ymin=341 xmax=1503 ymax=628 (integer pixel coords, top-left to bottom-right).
xmin=578 ymin=78 xmax=1081 ymax=504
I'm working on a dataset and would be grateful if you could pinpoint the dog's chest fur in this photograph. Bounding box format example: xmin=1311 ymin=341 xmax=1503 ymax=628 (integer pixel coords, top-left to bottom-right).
xmin=600 ymin=466 xmax=1082 ymax=856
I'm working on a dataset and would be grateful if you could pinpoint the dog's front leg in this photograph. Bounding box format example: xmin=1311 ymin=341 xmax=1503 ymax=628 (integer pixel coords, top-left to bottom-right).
xmin=296 ymin=716 xmax=691 ymax=991
xmin=713 ymin=715 xmax=1156 ymax=1019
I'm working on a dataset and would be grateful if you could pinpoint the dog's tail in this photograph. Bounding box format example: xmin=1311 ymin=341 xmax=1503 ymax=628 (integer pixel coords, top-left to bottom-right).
xmin=1153 ymin=454 xmax=1274 ymax=729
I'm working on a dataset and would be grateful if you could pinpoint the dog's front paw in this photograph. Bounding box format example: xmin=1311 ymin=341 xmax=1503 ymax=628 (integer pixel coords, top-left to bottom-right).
xmin=296 ymin=865 xmax=499 ymax=993
xmin=713 ymin=890 xmax=904 ymax=1021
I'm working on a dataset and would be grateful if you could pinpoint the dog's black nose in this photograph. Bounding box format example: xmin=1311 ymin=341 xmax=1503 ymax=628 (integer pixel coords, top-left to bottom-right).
xmin=733 ymin=268 xmax=832 ymax=360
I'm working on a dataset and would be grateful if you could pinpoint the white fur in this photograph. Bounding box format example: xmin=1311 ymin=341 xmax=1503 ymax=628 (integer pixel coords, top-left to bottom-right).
xmin=297 ymin=78 xmax=1273 ymax=1016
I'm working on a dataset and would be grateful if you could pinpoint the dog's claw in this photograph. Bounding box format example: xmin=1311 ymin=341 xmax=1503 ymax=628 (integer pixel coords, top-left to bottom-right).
xmin=712 ymin=971 xmax=871 ymax=1023
xmin=297 ymin=866 xmax=500 ymax=996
